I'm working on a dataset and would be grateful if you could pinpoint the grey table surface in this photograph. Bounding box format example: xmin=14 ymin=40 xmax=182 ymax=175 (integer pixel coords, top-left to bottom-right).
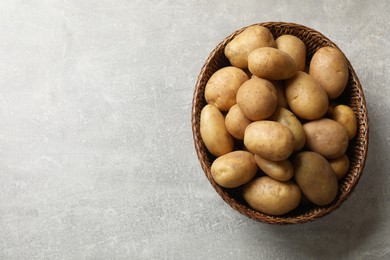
xmin=0 ymin=0 xmax=389 ymax=259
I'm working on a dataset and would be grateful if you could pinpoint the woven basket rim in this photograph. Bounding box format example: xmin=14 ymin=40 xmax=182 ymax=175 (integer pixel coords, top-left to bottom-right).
xmin=192 ymin=22 xmax=369 ymax=224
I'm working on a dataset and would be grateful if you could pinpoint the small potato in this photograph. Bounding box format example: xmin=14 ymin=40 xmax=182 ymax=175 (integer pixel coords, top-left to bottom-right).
xmin=224 ymin=25 xmax=276 ymax=68
xmin=286 ymin=71 xmax=329 ymax=120
xmin=244 ymin=121 xmax=295 ymax=161
xmin=200 ymin=104 xmax=233 ymax=157
xmin=211 ymin=151 xmax=257 ymax=188
xmin=276 ymin=35 xmax=306 ymax=71
xmin=236 ymin=77 xmax=278 ymax=121
xmin=294 ymin=151 xmax=338 ymax=206
xmin=332 ymin=105 xmax=357 ymax=140
xmin=310 ymin=46 xmax=349 ymax=99
xmin=254 ymin=154 xmax=293 ymax=181
xmin=329 ymin=154 xmax=350 ymax=180
xmin=270 ymin=107 xmax=305 ymax=151
xmin=303 ymin=118 xmax=349 ymax=159
xmin=272 ymin=81 xmax=288 ymax=108
xmin=248 ymin=47 xmax=297 ymax=80
xmin=225 ymin=104 xmax=252 ymax=140
xmin=205 ymin=66 xmax=249 ymax=111
xmin=243 ymin=176 xmax=301 ymax=215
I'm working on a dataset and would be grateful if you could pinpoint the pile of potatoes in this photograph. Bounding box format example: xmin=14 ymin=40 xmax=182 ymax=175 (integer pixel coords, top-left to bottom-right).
xmin=200 ymin=25 xmax=357 ymax=216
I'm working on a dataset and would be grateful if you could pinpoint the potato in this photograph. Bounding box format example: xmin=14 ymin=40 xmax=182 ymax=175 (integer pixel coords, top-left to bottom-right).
xmin=286 ymin=71 xmax=329 ymax=120
xmin=205 ymin=66 xmax=249 ymax=111
xmin=244 ymin=121 xmax=294 ymax=161
xmin=243 ymin=176 xmax=301 ymax=215
xmin=200 ymin=104 xmax=233 ymax=157
xmin=332 ymin=104 xmax=357 ymax=140
xmin=276 ymin=35 xmax=306 ymax=71
xmin=248 ymin=47 xmax=297 ymax=80
xmin=303 ymin=118 xmax=349 ymax=159
xmin=224 ymin=25 xmax=276 ymax=68
xmin=225 ymin=104 xmax=252 ymax=140
xmin=270 ymin=107 xmax=305 ymax=151
xmin=272 ymin=80 xmax=288 ymax=108
xmin=293 ymin=151 xmax=338 ymax=206
xmin=329 ymin=154 xmax=350 ymax=180
xmin=236 ymin=77 xmax=278 ymax=121
xmin=309 ymin=46 xmax=349 ymax=99
xmin=254 ymin=155 xmax=293 ymax=181
xmin=211 ymin=151 xmax=257 ymax=188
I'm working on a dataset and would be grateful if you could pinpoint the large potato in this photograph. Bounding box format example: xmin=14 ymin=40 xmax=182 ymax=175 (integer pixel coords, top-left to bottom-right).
xmin=205 ymin=66 xmax=249 ymax=111
xmin=244 ymin=121 xmax=294 ymax=161
xmin=332 ymin=104 xmax=357 ymax=140
xmin=225 ymin=104 xmax=252 ymax=140
xmin=248 ymin=47 xmax=297 ymax=80
xmin=236 ymin=77 xmax=278 ymax=121
xmin=294 ymin=151 xmax=338 ymax=206
xmin=211 ymin=151 xmax=257 ymax=188
xmin=254 ymin=155 xmax=293 ymax=181
xmin=286 ymin=71 xmax=329 ymax=120
xmin=243 ymin=176 xmax=301 ymax=215
xmin=276 ymin=35 xmax=306 ymax=71
xmin=310 ymin=46 xmax=349 ymax=99
xmin=270 ymin=107 xmax=305 ymax=151
xmin=200 ymin=104 xmax=233 ymax=157
xmin=329 ymin=154 xmax=350 ymax=180
xmin=303 ymin=118 xmax=349 ymax=159
xmin=224 ymin=25 xmax=276 ymax=68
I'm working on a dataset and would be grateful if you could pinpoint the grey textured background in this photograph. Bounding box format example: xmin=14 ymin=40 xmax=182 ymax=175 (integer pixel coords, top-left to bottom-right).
xmin=0 ymin=0 xmax=389 ymax=259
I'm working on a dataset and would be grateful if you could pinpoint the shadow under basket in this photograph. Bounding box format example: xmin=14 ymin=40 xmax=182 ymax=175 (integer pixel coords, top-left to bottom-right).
xmin=191 ymin=22 xmax=369 ymax=224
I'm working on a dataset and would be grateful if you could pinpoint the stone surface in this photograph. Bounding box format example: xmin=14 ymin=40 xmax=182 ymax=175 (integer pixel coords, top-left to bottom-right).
xmin=0 ymin=0 xmax=389 ymax=259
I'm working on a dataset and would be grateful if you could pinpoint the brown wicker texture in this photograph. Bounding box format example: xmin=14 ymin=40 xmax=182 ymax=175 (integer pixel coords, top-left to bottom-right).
xmin=192 ymin=22 xmax=369 ymax=224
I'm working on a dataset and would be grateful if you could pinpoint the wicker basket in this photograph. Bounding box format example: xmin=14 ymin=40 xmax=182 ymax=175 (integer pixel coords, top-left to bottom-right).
xmin=191 ymin=22 xmax=369 ymax=224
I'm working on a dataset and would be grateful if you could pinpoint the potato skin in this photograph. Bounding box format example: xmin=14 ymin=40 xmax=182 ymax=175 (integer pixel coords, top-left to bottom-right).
xmin=276 ymin=35 xmax=306 ymax=71
xmin=243 ymin=176 xmax=301 ymax=215
xmin=272 ymin=80 xmax=288 ymax=108
xmin=211 ymin=151 xmax=257 ymax=188
xmin=236 ymin=77 xmax=278 ymax=121
xmin=244 ymin=121 xmax=295 ymax=161
xmin=224 ymin=25 xmax=276 ymax=68
xmin=270 ymin=107 xmax=305 ymax=151
xmin=303 ymin=118 xmax=349 ymax=159
xmin=200 ymin=104 xmax=234 ymax=157
xmin=332 ymin=105 xmax=357 ymax=140
xmin=329 ymin=154 xmax=350 ymax=180
xmin=248 ymin=47 xmax=297 ymax=80
xmin=254 ymin=155 xmax=293 ymax=181
xmin=309 ymin=46 xmax=349 ymax=99
xmin=286 ymin=71 xmax=329 ymax=120
xmin=205 ymin=66 xmax=249 ymax=111
xmin=225 ymin=104 xmax=252 ymax=140
xmin=293 ymin=151 xmax=338 ymax=206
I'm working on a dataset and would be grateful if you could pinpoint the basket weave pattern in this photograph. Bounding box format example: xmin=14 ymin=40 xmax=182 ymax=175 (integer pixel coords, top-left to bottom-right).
xmin=192 ymin=22 xmax=369 ymax=224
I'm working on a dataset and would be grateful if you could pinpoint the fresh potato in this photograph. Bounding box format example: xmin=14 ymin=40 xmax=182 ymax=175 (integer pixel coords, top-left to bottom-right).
xmin=286 ymin=71 xmax=329 ymax=120
xmin=294 ymin=151 xmax=338 ymax=206
xmin=332 ymin=104 xmax=357 ymax=140
xmin=244 ymin=121 xmax=294 ymax=161
xmin=248 ymin=47 xmax=297 ymax=80
xmin=310 ymin=46 xmax=349 ymax=99
xmin=200 ymin=104 xmax=233 ymax=157
xmin=270 ymin=107 xmax=305 ymax=151
xmin=225 ymin=104 xmax=252 ymax=140
xmin=243 ymin=176 xmax=301 ymax=215
xmin=204 ymin=66 xmax=249 ymax=111
xmin=236 ymin=76 xmax=278 ymax=121
xmin=272 ymin=80 xmax=288 ymax=108
xmin=224 ymin=25 xmax=276 ymax=68
xmin=303 ymin=118 xmax=349 ymax=159
xmin=211 ymin=151 xmax=257 ymax=188
xmin=254 ymin=155 xmax=293 ymax=181
xmin=276 ymin=35 xmax=306 ymax=71
xmin=329 ymin=154 xmax=350 ymax=180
